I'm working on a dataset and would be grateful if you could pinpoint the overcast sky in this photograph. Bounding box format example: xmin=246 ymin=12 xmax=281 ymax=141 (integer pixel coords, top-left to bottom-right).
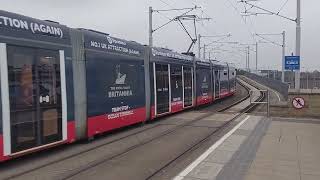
xmin=0 ymin=0 xmax=319 ymax=71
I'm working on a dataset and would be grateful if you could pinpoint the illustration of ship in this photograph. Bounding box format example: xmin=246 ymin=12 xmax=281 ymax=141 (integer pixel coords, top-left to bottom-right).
xmin=115 ymin=64 xmax=127 ymax=85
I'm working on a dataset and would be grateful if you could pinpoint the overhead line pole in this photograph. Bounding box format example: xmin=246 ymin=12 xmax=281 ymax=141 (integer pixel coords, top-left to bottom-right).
xmin=256 ymin=42 xmax=258 ymax=72
xmin=203 ymin=44 xmax=206 ymax=59
xmin=295 ymin=0 xmax=301 ymax=90
xmin=239 ymin=43 xmax=256 ymax=72
xmin=149 ymin=6 xmax=153 ymax=47
xmin=247 ymin=46 xmax=250 ymax=71
xmin=245 ymin=47 xmax=248 ymax=71
xmin=198 ymin=34 xmax=201 ymax=58
xmin=282 ymin=31 xmax=286 ymax=83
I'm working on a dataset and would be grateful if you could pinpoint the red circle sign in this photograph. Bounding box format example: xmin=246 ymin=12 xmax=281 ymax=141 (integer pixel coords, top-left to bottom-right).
xmin=292 ymin=97 xmax=305 ymax=109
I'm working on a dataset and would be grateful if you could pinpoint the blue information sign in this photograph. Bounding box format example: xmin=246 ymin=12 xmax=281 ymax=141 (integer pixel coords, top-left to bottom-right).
xmin=285 ymin=56 xmax=300 ymax=70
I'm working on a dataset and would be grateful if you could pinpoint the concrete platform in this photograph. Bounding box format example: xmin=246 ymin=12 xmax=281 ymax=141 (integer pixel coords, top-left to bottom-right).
xmin=174 ymin=116 xmax=320 ymax=180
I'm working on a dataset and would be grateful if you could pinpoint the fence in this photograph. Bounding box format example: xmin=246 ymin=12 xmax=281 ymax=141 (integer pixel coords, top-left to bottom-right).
xmin=257 ymin=70 xmax=320 ymax=89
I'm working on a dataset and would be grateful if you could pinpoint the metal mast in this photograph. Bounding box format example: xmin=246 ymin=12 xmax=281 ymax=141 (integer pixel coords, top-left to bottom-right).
xmin=149 ymin=6 xmax=153 ymax=47
xmin=256 ymin=42 xmax=258 ymax=71
xmin=247 ymin=46 xmax=250 ymax=71
xmin=282 ymin=31 xmax=286 ymax=83
xmin=295 ymin=0 xmax=301 ymax=90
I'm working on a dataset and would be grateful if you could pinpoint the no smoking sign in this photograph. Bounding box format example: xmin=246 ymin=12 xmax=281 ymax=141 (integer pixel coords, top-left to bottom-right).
xmin=292 ymin=97 xmax=305 ymax=109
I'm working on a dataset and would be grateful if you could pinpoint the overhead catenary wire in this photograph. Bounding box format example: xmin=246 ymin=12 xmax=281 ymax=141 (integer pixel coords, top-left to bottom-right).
xmin=224 ymin=0 xmax=257 ymax=43
xmin=151 ymin=2 xmax=210 ymax=53
xmin=191 ymin=1 xmax=211 ymax=20
xmin=156 ymin=0 xmax=200 ymax=12
xmin=255 ymin=34 xmax=282 ymax=47
xmin=152 ymin=8 xmax=195 ymax=33
xmin=239 ymin=0 xmax=296 ymax=22
xmin=155 ymin=0 xmax=215 ymax=53
xmin=205 ymin=36 xmax=233 ymax=47
xmin=158 ymin=0 xmax=175 ymax=9
xmin=155 ymin=10 xmax=200 ymax=45
xmin=277 ymin=0 xmax=289 ymax=15
xmin=185 ymin=1 xmax=216 ymax=40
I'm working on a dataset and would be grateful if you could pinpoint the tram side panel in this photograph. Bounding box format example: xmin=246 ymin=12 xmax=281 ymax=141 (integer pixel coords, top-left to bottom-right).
xmin=219 ymin=67 xmax=230 ymax=98
xmin=150 ymin=63 xmax=156 ymax=120
xmin=70 ymin=29 xmax=87 ymax=141
xmin=196 ymin=64 xmax=213 ymax=106
xmin=170 ymin=64 xmax=184 ymax=113
xmin=213 ymin=68 xmax=220 ymax=99
xmin=0 ymin=92 xmax=2 ymax=161
xmin=65 ymin=47 xmax=76 ymax=143
xmin=149 ymin=62 xmax=171 ymax=119
xmin=182 ymin=66 xmax=194 ymax=109
xmin=83 ymin=32 xmax=146 ymax=138
xmin=0 ymin=10 xmax=75 ymax=161
xmin=229 ymin=67 xmax=236 ymax=94
xmin=143 ymin=47 xmax=151 ymax=122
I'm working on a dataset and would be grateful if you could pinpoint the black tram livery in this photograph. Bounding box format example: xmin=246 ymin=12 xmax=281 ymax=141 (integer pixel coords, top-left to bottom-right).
xmin=195 ymin=58 xmax=213 ymax=106
xmin=214 ymin=61 xmax=234 ymax=99
xmin=229 ymin=66 xmax=237 ymax=94
xmin=81 ymin=29 xmax=146 ymax=138
xmin=0 ymin=10 xmax=236 ymax=162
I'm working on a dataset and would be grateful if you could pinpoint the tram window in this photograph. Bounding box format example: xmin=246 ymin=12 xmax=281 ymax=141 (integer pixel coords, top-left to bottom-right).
xmin=38 ymin=54 xmax=60 ymax=105
xmin=7 ymin=47 xmax=35 ymax=110
xmin=155 ymin=64 xmax=169 ymax=114
xmin=171 ymin=65 xmax=182 ymax=100
xmin=183 ymin=67 xmax=193 ymax=107
xmin=7 ymin=46 xmax=37 ymax=150
xmin=7 ymin=45 xmax=62 ymax=153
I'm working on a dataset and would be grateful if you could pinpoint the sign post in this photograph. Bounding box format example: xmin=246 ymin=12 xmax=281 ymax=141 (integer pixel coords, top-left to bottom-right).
xmin=285 ymin=56 xmax=300 ymax=71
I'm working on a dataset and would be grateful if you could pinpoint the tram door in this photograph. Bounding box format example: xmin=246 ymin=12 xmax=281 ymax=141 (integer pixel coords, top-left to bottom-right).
xmin=214 ymin=70 xmax=220 ymax=98
xmin=7 ymin=45 xmax=62 ymax=153
xmin=183 ymin=66 xmax=193 ymax=107
xmin=155 ymin=64 xmax=169 ymax=115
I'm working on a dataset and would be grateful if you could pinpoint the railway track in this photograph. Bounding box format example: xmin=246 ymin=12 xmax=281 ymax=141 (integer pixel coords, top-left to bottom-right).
xmin=2 ymin=78 xmax=262 ymax=180
xmin=61 ymin=78 xmax=262 ymax=180
xmin=145 ymin=77 xmax=265 ymax=180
